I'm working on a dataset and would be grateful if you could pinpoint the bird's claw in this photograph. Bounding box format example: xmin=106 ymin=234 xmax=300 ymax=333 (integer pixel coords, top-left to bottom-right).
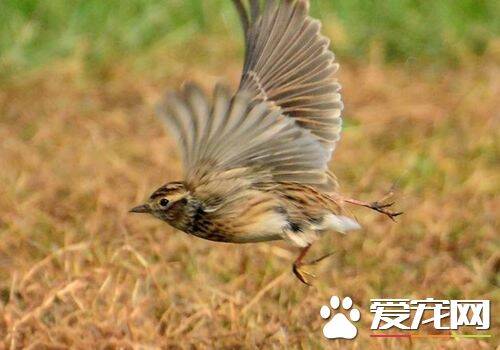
xmin=305 ymin=252 xmax=334 ymax=265
xmin=369 ymin=201 xmax=403 ymax=221
xmin=292 ymin=264 xmax=315 ymax=286
xmin=292 ymin=252 xmax=333 ymax=285
xmin=371 ymin=201 xmax=394 ymax=209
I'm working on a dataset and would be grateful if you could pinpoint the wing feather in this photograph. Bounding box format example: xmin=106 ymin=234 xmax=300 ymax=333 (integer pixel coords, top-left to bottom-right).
xmin=157 ymin=84 xmax=332 ymax=190
xmin=157 ymin=1 xmax=343 ymax=198
xmin=235 ymin=0 xmax=343 ymax=160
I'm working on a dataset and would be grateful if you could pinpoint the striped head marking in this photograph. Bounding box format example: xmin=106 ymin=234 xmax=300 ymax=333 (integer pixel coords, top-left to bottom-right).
xmin=130 ymin=182 xmax=190 ymax=223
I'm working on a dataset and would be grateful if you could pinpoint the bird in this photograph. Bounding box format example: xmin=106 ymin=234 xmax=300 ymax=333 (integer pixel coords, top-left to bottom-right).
xmin=130 ymin=0 xmax=402 ymax=285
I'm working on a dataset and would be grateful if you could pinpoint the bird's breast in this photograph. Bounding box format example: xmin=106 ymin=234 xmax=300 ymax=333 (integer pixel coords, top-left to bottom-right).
xmin=185 ymin=193 xmax=288 ymax=243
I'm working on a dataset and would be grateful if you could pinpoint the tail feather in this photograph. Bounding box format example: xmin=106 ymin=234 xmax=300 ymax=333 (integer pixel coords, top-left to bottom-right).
xmin=325 ymin=214 xmax=361 ymax=234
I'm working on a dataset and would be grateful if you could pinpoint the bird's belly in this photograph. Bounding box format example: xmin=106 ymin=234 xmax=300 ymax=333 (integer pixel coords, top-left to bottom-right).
xmin=188 ymin=209 xmax=288 ymax=244
xmin=188 ymin=228 xmax=283 ymax=243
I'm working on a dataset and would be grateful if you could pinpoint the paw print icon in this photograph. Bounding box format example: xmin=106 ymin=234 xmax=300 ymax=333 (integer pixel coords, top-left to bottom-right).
xmin=320 ymin=296 xmax=361 ymax=339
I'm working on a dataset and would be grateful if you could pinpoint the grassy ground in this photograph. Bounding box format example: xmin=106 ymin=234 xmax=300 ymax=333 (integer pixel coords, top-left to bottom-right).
xmin=0 ymin=1 xmax=499 ymax=349
xmin=1 ymin=0 xmax=499 ymax=78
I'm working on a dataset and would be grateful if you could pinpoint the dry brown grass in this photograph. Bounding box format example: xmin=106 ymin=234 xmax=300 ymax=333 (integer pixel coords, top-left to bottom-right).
xmin=0 ymin=47 xmax=498 ymax=349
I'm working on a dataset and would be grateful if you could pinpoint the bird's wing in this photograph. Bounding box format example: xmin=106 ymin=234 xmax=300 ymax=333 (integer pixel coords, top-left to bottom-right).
xmin=156 ymin=0 xmax=342 ymax=202
xmin=157 ymin=83 xmax=333 ymax=205
xmin=233 ymin=0 xmax=343 ymax=162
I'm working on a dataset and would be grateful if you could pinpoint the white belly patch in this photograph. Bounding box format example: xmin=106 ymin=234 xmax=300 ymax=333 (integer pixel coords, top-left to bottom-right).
xmin=281 ymin=214 xmax=361 ymax=247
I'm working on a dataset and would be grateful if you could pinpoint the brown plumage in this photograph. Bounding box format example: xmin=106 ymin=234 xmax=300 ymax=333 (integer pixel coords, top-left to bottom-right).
xmin=131 ymin=0 xmax=401 ymax=284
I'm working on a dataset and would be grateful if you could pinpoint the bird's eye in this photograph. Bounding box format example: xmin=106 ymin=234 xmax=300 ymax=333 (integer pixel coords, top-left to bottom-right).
xmin=159 ymin=198 xmax=169 ymax=207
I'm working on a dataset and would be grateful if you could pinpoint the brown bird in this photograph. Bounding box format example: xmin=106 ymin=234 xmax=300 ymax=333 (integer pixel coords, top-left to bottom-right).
xmin=131 ymin=0 xmax=401 ymax=284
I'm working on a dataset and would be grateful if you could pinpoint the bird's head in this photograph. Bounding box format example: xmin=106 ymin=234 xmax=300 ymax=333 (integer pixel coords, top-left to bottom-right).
xmin=130 ymin=181 xmax=190 ymax=224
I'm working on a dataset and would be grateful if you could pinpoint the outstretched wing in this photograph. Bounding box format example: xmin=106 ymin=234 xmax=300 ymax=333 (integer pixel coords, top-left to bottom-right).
xmin=233 ymin=0 xmax=343 ymax=160
xmin=157 ymin=84 xmax=331 ymax=193
xmin=157 ymin=0 xmax=342 ymax=199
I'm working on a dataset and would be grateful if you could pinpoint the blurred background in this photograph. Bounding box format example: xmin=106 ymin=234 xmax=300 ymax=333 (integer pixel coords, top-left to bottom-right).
xmin=1 ymin=0 xmax=499 ymax=76
xmin=0 ymin=1 xmax=498 ymax=348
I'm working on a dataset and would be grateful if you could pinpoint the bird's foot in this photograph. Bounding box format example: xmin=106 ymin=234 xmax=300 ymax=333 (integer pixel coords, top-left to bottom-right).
xmin=343 ymin=193 xmax=403 ymax=222
xmin=292 ymin=263 xmax=315 ymax=286
xmin=367 ymin=201 xmax=403 ymax=221
xmin=292 ymin=252 xmax=334 ymax=286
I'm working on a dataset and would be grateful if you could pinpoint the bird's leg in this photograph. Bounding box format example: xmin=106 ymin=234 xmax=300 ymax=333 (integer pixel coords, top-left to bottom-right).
xmin=306 ymin=251 xmax=335 ymax=265
xmin=342 ymin=193 xmax=403 ymax=221
xmin=292 ymin=246 xmax=334 ymax=285
xmin=292 ymin=245 xmax=313 ymax=285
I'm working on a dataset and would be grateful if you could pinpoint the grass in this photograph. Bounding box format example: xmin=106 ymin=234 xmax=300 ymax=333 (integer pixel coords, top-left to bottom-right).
xmin=0 ymin=1 xmax=499 ymax=349
xmin=1 ymin=0 xmax=499 ymax=78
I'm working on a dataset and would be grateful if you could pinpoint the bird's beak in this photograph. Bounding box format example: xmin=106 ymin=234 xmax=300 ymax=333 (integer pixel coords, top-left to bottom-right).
xmin=129 ymin=204 xmax=150 ymax=214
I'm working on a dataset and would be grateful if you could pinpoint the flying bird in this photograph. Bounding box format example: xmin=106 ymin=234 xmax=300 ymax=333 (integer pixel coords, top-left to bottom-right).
xmin=131 ymin=0 xmax=401 ymax=284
